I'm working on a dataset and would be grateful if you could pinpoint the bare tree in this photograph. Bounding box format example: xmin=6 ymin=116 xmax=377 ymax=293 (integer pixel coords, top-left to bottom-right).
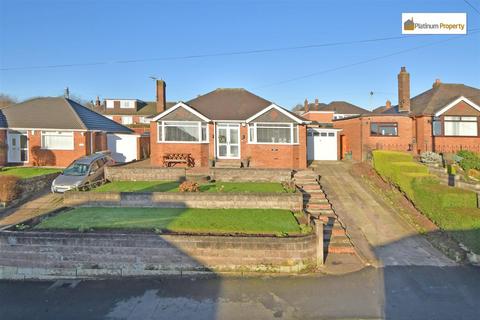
xmin=0 ymin=94 xmax=17 ymax=108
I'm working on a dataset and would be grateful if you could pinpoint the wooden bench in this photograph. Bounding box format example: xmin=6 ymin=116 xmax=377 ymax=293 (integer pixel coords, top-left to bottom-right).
xmin=163 ymin=153 xmax=194 ymax=167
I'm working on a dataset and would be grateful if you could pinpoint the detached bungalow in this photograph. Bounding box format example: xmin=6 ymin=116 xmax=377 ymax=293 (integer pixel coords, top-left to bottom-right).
xmin=335 ymin=67 xmax=480 ymax=160
xmin=0 ymin=97 xmax=133 ymax=167
xmin=149 ymin=88 xmax=309 ymax=169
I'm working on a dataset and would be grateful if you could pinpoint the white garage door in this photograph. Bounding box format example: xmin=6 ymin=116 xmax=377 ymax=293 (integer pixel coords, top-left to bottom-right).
xmin=307 ymin=129 xmax=338 ymax=161
xmin=107 ymin=134 xmax=138 ymax=163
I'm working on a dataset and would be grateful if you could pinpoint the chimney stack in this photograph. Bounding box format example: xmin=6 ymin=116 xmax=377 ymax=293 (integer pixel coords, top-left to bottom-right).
xmin=95 ymin=96 xmax=101 ymax=108
xmin=433 ymin=79 xmax=441 ymax=88
xmin=385 ymin=100 xmax=391 ymax=109
xmin=156 ymin=80 xmax=166 ymax=113
xmin=314 ymin=98 xmax=319 ymax=108
xmin=397 ymin=66 xmax=410 ymax=112
xmin=304 ymin=98 xmax=309 ymax=113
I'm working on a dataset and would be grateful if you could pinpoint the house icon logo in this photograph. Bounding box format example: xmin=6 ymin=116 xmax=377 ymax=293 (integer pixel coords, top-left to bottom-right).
xmin=404 ymin=18 xmax=415 ymax=31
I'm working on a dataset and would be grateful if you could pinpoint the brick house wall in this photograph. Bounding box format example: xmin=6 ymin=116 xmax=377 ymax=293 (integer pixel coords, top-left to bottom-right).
xmin=334 ymin=115 xmax=414 ymax=161
xmin=302 ymin=112 xmax=334 ymax=123
xmin=150 ymin=121 xmax=308 ymax=169
xmin=27 ymin=131 xmax=89 ymax=167
xmin=0 ymin=130 xmax=7 ymax=166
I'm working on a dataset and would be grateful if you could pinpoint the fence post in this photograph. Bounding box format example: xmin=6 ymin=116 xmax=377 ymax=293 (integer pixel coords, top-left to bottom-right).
xmin=315 ymin=219 xmax=324 ymax=266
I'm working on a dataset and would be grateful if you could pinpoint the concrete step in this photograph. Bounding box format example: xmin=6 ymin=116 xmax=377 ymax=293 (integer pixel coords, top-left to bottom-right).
xmin=324 ymin=245 xmax=356 ymax=254
xmin=307 ymin=209 xmax=335 ymax=215
xmin=214 ymin=161 xmax=242 ymax=168
xmin=303 ymin=198 xmax=328 ymax=204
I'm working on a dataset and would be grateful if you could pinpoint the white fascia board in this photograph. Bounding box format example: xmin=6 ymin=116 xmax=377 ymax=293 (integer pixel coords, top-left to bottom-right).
xmin=151 ymin=102 xmax=210 ymax=122
xmin=434 ymin=96 xmax=480 ymax=116
xmin=246 ymin=103 xmax=306 ymax=124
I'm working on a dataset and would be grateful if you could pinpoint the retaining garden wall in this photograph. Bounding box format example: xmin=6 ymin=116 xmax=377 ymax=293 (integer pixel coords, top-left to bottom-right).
xmin=0 ymin=230 xmax=319 ymax=279
xmin=1 ymin=173 xmax=59 ymax=208
xmin=105 ymin=166 xmax=293 ymax=183
xmin=64 ymin=191 xmax=303 ymax=211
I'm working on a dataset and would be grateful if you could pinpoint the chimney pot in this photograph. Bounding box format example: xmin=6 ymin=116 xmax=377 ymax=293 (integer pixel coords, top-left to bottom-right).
xmin=304 ymin=99 xmax=309 ymax=113
xmin=397 ymin=67 xmax=411 ymax=113
xmin=156 ymin=80 xmax=166 ymax=114
xmin=433 ymin=79 xmax=441 ymax=88
xmin=314 ymin=98 xmax=319 ymax=107
xmin=385 ymin=100 xmax=391 ymax=109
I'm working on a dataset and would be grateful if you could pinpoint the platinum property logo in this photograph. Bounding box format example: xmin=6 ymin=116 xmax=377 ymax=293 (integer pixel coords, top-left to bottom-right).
xmin=402 ymin=13 xmax=467 ymax=34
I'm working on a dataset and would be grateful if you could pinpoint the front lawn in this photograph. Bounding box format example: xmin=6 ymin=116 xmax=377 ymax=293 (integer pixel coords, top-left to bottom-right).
xmin=34 ymin=207 xmax=306 ymax=235
xmin=93 ymin=180 xmax=289 ymax=193
xmin=0 ymin=167 xmax=61 ymax=179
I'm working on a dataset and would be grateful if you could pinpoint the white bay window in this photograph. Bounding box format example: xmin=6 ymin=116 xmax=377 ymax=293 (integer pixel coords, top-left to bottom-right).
xmin=157 ymin=121 xmax=208 ymax=143
xmin=248 ymin=123 xmax=299 ymax=144
xmin=41 ymin=131 xmax=74 ymax=150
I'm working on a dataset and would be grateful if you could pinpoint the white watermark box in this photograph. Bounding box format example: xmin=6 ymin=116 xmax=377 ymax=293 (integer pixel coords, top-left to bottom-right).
xmin=402 ymin=13 xmax=467 ymax=34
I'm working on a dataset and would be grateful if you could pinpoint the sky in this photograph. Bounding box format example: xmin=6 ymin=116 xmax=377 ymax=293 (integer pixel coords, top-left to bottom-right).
xmin=0 ymin=0 xmax=479 ymax=110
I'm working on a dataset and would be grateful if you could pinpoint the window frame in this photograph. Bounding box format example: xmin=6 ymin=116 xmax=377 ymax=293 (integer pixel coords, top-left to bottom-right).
xmin=247 ymin=122 xmax=299 ymax=145
xmin=442 ymin=115 xmax=479 ymax=137
xmin=157 ymin=121 xmax=209 ymax=144
xmin=121 ymin=116 xmax=133 ymax=125
xmin=40 ymin=131 xmax=75 ymax=151
xmin=370 ymin=122 xmax=399 ymax=137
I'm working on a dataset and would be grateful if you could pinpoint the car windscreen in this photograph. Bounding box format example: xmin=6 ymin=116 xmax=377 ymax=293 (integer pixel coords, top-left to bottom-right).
xmin=62 ymin=163 xmax=89 ymax=176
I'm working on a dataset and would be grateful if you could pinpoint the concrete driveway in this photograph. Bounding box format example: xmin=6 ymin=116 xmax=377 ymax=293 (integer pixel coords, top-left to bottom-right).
xmin=313 ymin=161 xmax=455 ymax=267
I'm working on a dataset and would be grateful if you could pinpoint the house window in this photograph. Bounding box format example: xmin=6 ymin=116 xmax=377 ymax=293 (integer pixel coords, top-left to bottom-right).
xmin=370 ymin=123 xmax=398 ymax=136
xmin=41 ymin=131 xmax=74 ymax=150
xmin=121 ymin=116 xmax=133 ymax=125
xmin=444 ymin=116 xmax=478 ymax=136
xmin=139 ymin=116 xmax=150 ymax=124
xmin=157 ymin=121 xmax=209 ymax=143
xmin=120 ymin=100 xmax=134 ymax=108
xmin=432 ymin=117 xmax=442 ymax=136
xmin=248 ymin=123 xmax=299 ymax=144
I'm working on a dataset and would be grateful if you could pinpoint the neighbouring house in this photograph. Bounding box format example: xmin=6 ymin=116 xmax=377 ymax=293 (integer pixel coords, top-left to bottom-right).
xmin=149 ymin=88 xmax=309 ymax=169
xmin=94 ymin=80 xmax=176 ymax=135
xmin=0 ymin=97 xmax=136 ymax=167
xmin=298 ymin=99 xmax=370 ymax=161
xmin=334 ymin=66 xmax=480 ymax=161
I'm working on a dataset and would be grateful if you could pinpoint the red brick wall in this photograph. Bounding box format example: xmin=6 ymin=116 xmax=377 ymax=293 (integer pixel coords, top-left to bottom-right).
xmin=334 ymin=116 xmax=414 ymax=161
xmin=27 ymin=131 xmax=88 ymax=167
xmin=150 ymin=122 xmax=209 ymax=167
xmin=0 ymin=130 xmax=7 ymax=166
xmin=302 ymin=112 xmax=334 ymax=123
xmin=150 ymin=122 xmax=307 ymax=169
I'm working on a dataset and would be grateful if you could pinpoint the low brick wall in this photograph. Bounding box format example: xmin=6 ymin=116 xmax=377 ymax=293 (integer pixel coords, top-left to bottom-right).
xmin=0 ymin=230 xmax=319 ymax=279
xmin=105 ymin=166 xmax=293 ymax=183
xmin=105 ymin=166 xmax=185 ymax=182
xmin=64 ymin=191 xmax=303 ymax=211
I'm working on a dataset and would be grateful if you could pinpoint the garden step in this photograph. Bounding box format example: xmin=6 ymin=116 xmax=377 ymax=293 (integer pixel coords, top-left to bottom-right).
xmin=303 ymin=198 xmax=328 ymax=204
xmin=326 ymin=235 xmax=351 ymax=245
xmin=324 ymin=245 xmax=356 ymax=254
xmin=294 ymin=170 xmax=318 ymax=177
xmin=305 ymin=203 xmax=331 ymax=210
xmin=306 ymin=208 xmax=335 ymax=215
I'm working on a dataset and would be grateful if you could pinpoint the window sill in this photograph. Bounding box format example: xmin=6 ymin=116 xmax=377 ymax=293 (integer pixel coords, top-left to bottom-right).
xmin=248 ymin=142 xmax=300 ymax=145
xmin=156 ymin=141 xmax=209 ymax=144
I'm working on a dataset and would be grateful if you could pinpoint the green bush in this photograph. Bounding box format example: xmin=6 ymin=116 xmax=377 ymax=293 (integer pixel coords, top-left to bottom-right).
xmin=457 ymin=150 xmax=480 ymax=172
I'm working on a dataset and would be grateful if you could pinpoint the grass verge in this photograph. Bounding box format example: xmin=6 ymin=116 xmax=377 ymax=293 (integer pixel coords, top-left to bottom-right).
xmin=34 ymin=207 xmax=308 ymax=236
xmin=0 ymin=167 xmax=60 ymax=179
xmin=93 ymin=181 xmax=289 ymax=193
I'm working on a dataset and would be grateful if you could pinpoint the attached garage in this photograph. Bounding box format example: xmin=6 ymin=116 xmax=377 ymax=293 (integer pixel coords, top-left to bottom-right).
xmin=107 ymin=133 xmax=139 ymax=163
xmin=307 ymin=128 xmax=340 ymax=161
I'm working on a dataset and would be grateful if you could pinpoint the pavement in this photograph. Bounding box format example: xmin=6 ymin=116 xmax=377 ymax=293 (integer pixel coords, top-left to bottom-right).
xmin=313 ymin=161 xmax=455 ymax=268
xmin=1 ymin=264 xmax=479 ymax=320
xmin=0 ymin=192 xmax=63 ymax=227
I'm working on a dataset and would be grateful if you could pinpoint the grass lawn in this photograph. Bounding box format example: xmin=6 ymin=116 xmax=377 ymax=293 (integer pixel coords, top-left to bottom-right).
xmin=93 ymin=181 xmax=289 ymax=193
xmin=0 ymin=167 xmax=61 ymax=179
xmin=34 ymin=207 xmax=306 ymax=235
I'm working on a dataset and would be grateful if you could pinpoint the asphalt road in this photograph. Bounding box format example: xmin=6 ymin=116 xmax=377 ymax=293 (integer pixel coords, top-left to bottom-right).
xmin=1 ymin=265 xmax=479 ymax=320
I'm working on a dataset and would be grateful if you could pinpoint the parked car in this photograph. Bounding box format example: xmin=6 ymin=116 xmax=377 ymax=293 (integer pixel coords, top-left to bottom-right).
xmin=51 ymin=152 xmax=114 ymax=193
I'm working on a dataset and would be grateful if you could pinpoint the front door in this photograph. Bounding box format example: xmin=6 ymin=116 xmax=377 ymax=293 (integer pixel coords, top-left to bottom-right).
xmin=216 ymin=123 xmax=240 ymax=159
xmin=7 ymin=132 xmax=28 ymax=163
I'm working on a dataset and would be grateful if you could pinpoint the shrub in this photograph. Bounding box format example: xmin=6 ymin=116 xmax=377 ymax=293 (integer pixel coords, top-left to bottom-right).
xmin=420 ymin=151 xmax=442 ymax=164
xmin=179 ymin=181 xmax=200 ymax=192
xmin=456 ymin=150 xmax=480 ymax=172
xmin=0 ymin=175 xmax=21 ymax=202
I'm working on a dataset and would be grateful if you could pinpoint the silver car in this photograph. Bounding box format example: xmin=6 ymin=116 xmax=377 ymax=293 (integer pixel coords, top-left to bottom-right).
xmin=51 ymin=152 xmax=114 ymax=193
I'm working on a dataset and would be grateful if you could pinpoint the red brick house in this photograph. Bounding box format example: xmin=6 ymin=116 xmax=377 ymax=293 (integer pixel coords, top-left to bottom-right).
xmin=94 ymin=80 xmax=175 ymax=135
xmin=334 ymin=67 xmax=480 ymax=161
xmin=149 ymin=88 xmax=309 ymax=169
xmin=0 ymin=97 xmax=133 ymax=167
